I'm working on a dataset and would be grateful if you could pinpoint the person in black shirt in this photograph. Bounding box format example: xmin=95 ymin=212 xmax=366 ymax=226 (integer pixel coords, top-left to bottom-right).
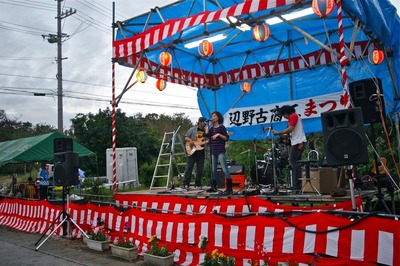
xmin=205 ymin=111 xmax=232 ymax=195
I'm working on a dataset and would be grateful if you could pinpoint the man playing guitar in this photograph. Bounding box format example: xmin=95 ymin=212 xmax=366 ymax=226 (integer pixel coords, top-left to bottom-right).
xmin=182 ymin=117 xmax=208 ymax=189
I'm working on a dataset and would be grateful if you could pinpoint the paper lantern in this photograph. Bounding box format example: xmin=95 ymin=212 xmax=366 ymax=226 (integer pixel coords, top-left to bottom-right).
xmin=198 ymin=40 xmax=213 ymax=57
xmin=312 ymin=0 xmax=335 ymax=18
xmin=241 ymin=82 xmax=251 ymax=93
xmin=252 ymin=24 xmax=270 ymax=42
xmin=159 ymin=51 xmax=172 ymax=66
xmin=156 ymin=79 xmax=167 ymax=91
xmin=369 ymin=49 xmax=384 ymax=65
xmin=135 ymin=70 xmax=147 ymax=83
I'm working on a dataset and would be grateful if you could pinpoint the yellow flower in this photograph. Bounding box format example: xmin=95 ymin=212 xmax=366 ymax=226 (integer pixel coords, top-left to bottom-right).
xmin=211 ymin=249 xmax=219 ymax=258
xmin=148 ymin=234 xmax=157 ymax=244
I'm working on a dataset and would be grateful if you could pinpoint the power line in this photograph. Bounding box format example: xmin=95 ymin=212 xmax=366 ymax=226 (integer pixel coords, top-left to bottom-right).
xmin=0 ymin=87 xmax=198 ymax=110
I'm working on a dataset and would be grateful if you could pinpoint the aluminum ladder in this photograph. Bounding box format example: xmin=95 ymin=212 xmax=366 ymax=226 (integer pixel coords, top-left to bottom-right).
xmin=150 ymin=130 xmax=186 ymax=190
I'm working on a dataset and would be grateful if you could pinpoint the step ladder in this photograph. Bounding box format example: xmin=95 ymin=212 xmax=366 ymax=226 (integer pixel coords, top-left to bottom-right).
xmin=150 ymin=130 xmax=187 ymax=190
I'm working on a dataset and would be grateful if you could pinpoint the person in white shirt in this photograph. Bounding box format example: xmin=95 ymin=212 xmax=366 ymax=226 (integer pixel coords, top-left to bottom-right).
xmin=272 ymin=105 xmax=307 ymax=191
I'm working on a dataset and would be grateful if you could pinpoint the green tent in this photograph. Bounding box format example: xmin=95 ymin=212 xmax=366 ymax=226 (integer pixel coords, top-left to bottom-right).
xmin=0 ymin=132 xmax=95 ymax=166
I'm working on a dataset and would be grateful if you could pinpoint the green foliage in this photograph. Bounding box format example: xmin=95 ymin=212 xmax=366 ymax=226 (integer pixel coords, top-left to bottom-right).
xmin=69 ymin=108 xmax=193 ymax=178
xmin=139 ymin=161 xmax=156 ymax=187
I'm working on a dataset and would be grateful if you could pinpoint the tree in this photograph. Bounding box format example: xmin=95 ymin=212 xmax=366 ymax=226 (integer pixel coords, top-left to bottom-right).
xmin=69 ymin=108 xmax=194 ymax=181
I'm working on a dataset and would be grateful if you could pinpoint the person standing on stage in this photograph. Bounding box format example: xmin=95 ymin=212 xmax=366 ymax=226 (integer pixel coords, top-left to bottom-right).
xmin=182 ymin=117 xmax=207 ymax=189
xmin=38 ymin=162 xmax=49 ymax=200
xmin=206 ymin=111 xmax=232 ymax=194
xmin=272 ymin=105 xmax=306 ymax=191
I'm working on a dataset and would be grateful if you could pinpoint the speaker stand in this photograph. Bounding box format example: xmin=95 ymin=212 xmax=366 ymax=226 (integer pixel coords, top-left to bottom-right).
xmin=298 ymin=160 xmax=321 ymax=195
xmin=35 ymin=187 xmax=88 ymax=251
xmin=369 ymin=123 xmax=391 ymax=214
xmin=371 ymin=175 xmax=392 ymax=214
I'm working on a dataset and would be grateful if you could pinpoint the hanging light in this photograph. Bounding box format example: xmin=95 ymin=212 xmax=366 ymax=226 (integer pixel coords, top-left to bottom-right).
xmin=252 ymin=24 xmax=270 ymax=42
xmin=312 ymin=0 xmax=335 ymax=18
xmin=156 ymin=79 xmax=167 ymax=91
xmin=135 ymin=70 xmax=147 ymax=83
xmin=241 ymin=82 xmax=251 ymax=93
xmin=198 ymin=40 xmax=213 ymax=57
xmin=159 ymin=51 xmax=172 ymax=66
xmin=369 ymin=49 xmax=384 ymax=65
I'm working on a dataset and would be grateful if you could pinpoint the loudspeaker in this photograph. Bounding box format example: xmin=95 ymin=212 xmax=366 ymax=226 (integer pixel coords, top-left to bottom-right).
xmin=301 ymin=167 xmax=338 ymax=194
xmin=349 ymin=78 xmax=385 ymax=124
xmin=54 ymin=151 xmax=79 ymax=186
xmin=321 ymin=107 xmax=368 ymax=166
xmin=54 ymin=138 xmax=73 ymax=153
xmin=216 ymin=167 xmax=226 ymax=188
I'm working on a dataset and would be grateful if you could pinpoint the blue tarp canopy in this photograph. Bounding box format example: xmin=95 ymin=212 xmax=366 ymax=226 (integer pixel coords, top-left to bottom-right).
xmin=113 ymin=0 xmax=399 ymax=140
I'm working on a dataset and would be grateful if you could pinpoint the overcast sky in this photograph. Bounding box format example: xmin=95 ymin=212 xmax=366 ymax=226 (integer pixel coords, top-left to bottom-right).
xmin=0 ymin=0 xmax=399 ymax=131
xmin=0 ymin=0 xmax=200 ymax=130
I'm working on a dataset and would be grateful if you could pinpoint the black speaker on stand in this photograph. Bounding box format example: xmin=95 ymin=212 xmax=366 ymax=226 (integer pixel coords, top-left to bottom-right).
xmin=349 ymin=78 xmax=385 ymax=124
xmin=54 ymin=151 xmax=80 ymax=186
xmin=36 ymin=139 xmax=87 ymax=250
xmin=321 ymin=107 xmax=368 ymax=167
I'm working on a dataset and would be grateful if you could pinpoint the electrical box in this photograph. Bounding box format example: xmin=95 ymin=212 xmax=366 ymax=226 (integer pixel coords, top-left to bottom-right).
xmin=106 ymin=148 xmax=139 ymax=187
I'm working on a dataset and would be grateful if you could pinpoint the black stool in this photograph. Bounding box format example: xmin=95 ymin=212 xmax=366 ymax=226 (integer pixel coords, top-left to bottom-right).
xmin=297 ymin=159 xmax=321 ymax=195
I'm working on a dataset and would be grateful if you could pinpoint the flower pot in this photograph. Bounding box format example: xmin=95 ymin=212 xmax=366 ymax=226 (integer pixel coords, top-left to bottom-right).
xmin=86 ymin=238 xmax=110 ymax=251
xmin=110 ymin=244 xmax=138 ymax=261
xmin=143 ymin=252 xmax=175 ymax=266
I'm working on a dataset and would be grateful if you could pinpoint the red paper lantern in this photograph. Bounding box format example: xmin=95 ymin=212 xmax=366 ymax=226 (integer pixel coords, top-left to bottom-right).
xmin=241 ymin=82 xmax=251 ymax=93
xmin=312 ymin=0 xmax=335 ymax=18
xmin=252 ymin=24 xmax=270 ymax=42
xmin=156 ymin=79 xmax=167 ymax=91
xmin=135 ymin=70 xmax=147 ymax=83
xmin=198 ymin=40 xmax=213 ymax=57
xmin=369 ymin=49 xmax=384 ymax=65
xmin=159 ymin=51 xmax=172 ymax=66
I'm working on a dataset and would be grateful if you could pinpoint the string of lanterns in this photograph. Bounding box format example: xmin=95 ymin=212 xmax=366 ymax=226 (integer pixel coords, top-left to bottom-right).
xmin=151 ymin=0 xmax=382 ymax=92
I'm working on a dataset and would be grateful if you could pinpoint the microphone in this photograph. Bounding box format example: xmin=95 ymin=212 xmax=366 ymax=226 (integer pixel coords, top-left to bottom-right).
xmin=262 ymin=127 xmax=271 ymax=133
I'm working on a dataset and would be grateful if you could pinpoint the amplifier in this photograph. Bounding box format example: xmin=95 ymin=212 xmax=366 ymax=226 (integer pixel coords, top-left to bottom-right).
xmin=228 ymin=164 xmax=245 ymax=175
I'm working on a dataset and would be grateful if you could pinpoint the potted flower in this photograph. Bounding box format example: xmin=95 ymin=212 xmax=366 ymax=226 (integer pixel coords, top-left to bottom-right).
xmin=110 ymin=222 xmax=138 ymax=261
xmin=143 ymin=234 xmax=174 ymax=266
xmin=85 ymin=218 xmax=110 ymax=251
xmin=198 ymin=235 xmax=235 ymax=266
xmin=204 ymin=249 xmax=235 ymax=266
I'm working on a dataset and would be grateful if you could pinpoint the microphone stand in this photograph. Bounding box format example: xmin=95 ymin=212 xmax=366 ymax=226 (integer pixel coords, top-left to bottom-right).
xmin=252 ymin=127 xmax=265 ymax=187
xmin=239 ymin=149 xmax=251 ymax=180
xmin=268 ymin=112 xmax=279 ymax=191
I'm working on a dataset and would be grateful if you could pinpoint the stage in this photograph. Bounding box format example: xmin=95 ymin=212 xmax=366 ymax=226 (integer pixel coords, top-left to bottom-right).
xmin=115 ymin=185 xmax=378 ymax=209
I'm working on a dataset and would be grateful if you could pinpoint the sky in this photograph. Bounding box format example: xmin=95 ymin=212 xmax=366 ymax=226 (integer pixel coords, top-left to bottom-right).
xmin=0 ymin=0 xmax=200 ymax=130
xmin=0 ymin=0 xmax=399 ymax=131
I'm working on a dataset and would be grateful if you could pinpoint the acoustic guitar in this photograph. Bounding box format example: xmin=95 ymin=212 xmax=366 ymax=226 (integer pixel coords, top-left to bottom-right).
xmin=185 ymin=138 xmax=208 ymax=156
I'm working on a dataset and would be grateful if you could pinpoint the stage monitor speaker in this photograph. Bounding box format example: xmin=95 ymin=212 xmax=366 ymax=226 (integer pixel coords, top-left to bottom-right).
xmin=54 ymin=151 xmax=79 ymax=186
xmin=54 ymin=138 xmax=73 ymax=153
xmin=349 ymin=78 xmax=385 ymax=124
xmin=321 ymin=107 xmax=368 ymax=167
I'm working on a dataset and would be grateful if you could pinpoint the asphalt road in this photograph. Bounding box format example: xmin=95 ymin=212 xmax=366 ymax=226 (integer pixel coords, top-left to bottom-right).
xmin=0 ymin=225 xmax=149 ymax=266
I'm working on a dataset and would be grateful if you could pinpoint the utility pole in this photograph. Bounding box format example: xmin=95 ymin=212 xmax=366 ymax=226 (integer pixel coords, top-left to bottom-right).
xmin=42 ymin=0 xmax=75 ymax=133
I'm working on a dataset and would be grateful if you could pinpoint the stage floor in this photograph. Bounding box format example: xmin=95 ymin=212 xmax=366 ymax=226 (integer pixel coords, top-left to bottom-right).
xmin=118 ymin=186 xmax=377 ymax=206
